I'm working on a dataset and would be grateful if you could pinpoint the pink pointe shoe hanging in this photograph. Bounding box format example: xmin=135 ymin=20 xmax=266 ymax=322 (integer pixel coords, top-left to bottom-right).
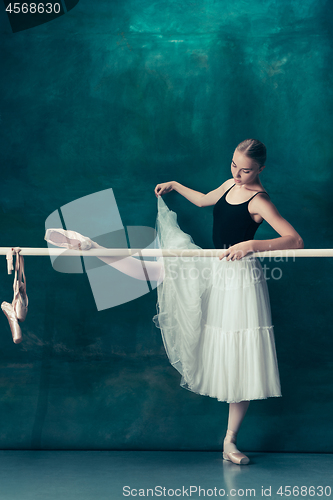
xmin=1 ymin=248 xmax=28 ymax=344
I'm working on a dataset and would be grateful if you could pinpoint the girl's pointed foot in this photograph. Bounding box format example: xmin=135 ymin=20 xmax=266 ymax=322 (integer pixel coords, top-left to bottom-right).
xmin=44 ymin=228 xmax=93 ymax=251
xmin=223 ymin=429 xmax=250 ymax=465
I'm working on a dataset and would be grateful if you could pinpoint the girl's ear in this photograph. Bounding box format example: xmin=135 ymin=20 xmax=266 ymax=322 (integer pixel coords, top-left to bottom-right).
xmin=259 ymin=165 xmax=266 ymax=173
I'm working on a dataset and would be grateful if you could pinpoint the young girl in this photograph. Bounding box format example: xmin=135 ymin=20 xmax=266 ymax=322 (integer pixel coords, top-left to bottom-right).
xmin=45 ymin=139 xmax=303 ymax=465
xmin=151 ymin=138 xmax=304 ymax=465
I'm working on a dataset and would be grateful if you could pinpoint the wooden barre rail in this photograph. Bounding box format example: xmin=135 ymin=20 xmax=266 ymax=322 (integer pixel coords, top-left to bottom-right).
xmin=0 ymin=248 xmax=332 ymax=257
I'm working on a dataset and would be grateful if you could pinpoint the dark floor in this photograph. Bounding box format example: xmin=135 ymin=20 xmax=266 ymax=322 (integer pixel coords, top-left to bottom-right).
xmin=0 ymin=451 xmax=331 ymax=499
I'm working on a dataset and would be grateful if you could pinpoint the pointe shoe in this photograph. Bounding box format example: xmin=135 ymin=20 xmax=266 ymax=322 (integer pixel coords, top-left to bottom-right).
xmin=44 ymin=228 xmax=93 ymax=251
xmin=1 ymin=301 xmax=22 ymax=344
xmin=223 ymin=429 xmax=250 ymax=465
xmin=14 ymin=282 xmax=28 ymax=322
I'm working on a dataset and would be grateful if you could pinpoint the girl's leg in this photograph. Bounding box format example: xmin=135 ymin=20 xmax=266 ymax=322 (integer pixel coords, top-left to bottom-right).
xmin=48 ymin=231 xmax=165 ymax=281
xmin=223 ymin=401 xmax=250 ymax=462
xmin=226 ymin=401 xmax=250 ymax=434
xmin=91 ymin=241 xmax=165 ymax=282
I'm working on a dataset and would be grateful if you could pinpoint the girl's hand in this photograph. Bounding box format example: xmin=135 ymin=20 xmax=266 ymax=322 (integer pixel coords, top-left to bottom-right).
xmin=154 ymin=182 xmax=175 ymax=198
xmin=218 ymin=241 xmax=254 ymax=261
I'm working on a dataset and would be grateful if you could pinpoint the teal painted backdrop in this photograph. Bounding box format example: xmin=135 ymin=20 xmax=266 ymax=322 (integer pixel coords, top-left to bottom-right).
xmin=0 ymin=0 xmax=332 ymax=451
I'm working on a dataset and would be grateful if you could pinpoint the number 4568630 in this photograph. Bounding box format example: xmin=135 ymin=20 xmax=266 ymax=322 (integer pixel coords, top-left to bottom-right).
xmin=6 ymin=3 xmax=61 ymax=14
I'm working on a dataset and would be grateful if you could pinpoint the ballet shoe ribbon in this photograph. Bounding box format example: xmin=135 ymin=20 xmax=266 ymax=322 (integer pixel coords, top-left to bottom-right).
xmin=6 ymin=248 xmax=21 ymax=275
xmin=6 ymin=249 xmax=14 ymax=274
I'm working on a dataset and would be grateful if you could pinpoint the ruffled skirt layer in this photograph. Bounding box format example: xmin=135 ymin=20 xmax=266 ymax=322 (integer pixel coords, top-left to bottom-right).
xmin=152 ymin=196 xmax=282 ymax=403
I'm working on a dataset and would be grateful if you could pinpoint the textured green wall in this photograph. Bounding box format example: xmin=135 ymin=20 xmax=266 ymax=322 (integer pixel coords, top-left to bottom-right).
xmin=0 ymin=0 xmax=332 ymax=451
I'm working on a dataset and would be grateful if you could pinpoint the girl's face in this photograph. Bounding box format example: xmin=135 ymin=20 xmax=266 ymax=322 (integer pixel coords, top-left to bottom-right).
xmin=231 ymin=150 xmax=263 ymax=186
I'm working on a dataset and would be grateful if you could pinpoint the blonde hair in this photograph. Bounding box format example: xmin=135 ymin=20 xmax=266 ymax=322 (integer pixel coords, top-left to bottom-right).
xmin=236 ymin=139 xmax=266 ymax=168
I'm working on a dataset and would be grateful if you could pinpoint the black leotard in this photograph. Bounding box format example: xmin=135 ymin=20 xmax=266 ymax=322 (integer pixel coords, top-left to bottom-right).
xmin=212 ymin=183 xmax=269 ymax=249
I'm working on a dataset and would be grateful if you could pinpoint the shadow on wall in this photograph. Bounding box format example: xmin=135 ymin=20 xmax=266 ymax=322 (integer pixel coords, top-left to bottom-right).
xmin=3 ymin=0 xmax=80 ymax=32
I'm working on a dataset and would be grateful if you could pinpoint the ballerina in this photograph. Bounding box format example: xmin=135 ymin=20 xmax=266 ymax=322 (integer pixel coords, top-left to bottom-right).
xmin=45 ymin=139 xmax=303 ymax=465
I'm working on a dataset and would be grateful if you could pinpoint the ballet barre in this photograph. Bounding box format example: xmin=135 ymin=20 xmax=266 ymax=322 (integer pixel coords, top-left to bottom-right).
xmin=0 ymin=248 xmax=332 ymax=257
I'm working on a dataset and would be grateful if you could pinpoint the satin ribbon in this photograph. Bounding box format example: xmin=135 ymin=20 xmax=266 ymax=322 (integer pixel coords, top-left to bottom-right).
xmin=6 ymin=247 xmax=21 ymax=275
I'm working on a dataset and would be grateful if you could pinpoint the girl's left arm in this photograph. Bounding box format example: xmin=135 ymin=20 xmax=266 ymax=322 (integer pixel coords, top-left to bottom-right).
xmin=251 ymin=195 xmax=304 ymax=251
xmin=220 ymin=195 xmax=304 ymax=261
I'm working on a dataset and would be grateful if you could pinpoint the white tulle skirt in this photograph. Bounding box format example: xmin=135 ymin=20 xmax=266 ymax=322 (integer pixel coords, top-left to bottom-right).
xmin=152 ymin=196 xmax=282 ymax=403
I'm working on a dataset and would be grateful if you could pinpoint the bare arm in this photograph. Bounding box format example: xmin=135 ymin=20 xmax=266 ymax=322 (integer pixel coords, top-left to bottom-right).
xmin=154 ymin=179 xmax=233 ymax=207
xmin=171 ymin=182 xmax=205 ymax=206
xmin=249 ymin=195 xmax=304 ymax=251
xmin=199 ymin=179 xmax=234 ymax=207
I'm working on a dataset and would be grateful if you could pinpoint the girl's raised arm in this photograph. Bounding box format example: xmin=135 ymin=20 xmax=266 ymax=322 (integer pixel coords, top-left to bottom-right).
xmin=154 ymin=179 xmax=232 ymax=207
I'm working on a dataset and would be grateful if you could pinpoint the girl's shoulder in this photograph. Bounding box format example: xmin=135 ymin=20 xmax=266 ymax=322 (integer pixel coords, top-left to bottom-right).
xmin=248 ymin=183 xmax=270 ymax=198
xmin=225 ymin=177 xmax=235 ymax=187
xmin=248 ymin=190 xmax=271 ymax=204
xmin=223 ymin=178 xmax=236 ymax=191
xmin=253 ymin=189 xmax=270 ymax=198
